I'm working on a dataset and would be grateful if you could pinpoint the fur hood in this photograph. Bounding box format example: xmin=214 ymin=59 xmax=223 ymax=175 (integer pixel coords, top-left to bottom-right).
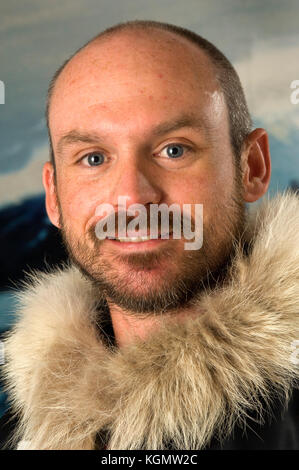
xmin=2 ymin=190 xmax=299 ymax=450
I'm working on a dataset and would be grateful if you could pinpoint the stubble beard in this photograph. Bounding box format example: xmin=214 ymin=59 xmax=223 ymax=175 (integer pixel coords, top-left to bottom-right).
xmin=57 ymin=170 xmax=247 ymax=316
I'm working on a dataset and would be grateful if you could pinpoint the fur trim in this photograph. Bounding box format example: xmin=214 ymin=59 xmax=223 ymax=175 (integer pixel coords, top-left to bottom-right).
xmin=2 ymin=190 xmax=299 ymax=449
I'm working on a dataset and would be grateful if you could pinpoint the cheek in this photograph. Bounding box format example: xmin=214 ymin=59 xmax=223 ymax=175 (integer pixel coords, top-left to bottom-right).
xmin=174 ymin=167 xmax=223 ymax=205
xmin=205 ymin=156 xmax=235 ymax=196
xmin=57 ymin=178 xmax=101 ymax=232
xmin=180 ymin=162 xmax=235 ymax=224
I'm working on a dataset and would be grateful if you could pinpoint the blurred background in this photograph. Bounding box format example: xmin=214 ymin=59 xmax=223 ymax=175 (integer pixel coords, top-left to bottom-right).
xmin=0 ymin=0 xmax=299 ymax=416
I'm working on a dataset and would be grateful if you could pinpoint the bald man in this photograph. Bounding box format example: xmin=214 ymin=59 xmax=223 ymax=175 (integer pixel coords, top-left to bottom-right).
xmin=1 ymin=20 xmax=299 ymax=450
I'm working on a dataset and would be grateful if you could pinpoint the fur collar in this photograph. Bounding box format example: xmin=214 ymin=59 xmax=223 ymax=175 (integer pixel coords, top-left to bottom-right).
xmin=3 ymin=190 xmax=299 ymax=450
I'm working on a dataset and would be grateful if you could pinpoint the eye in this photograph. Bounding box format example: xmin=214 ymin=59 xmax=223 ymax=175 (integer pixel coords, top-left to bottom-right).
xmin=82 ymin=152 xmax=105 ymax=166
xmin=161 ymin=144 xmax=186 ymax=159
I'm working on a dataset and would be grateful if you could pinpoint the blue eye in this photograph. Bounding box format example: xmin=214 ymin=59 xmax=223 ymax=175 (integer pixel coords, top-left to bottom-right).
xmin=86 ymin=153 xmax=105 ymax=166
xmin=165 ymin=144 xmax=184 ymax=158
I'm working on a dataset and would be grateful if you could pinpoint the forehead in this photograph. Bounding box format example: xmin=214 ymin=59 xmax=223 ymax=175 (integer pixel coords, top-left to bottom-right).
xmin=49 ymin=29 xmax=227 ymax=140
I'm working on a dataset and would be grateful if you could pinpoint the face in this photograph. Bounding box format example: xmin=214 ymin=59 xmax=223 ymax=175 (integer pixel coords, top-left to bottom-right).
xmin=45 ymin=30 xmax=246 ymax=315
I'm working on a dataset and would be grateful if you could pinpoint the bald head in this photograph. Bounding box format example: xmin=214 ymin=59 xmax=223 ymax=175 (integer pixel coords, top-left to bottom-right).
xmin=46 ymin=20 xmax=251 ymax=167
xmin=49 ymin=27 xmax=222 ymax=155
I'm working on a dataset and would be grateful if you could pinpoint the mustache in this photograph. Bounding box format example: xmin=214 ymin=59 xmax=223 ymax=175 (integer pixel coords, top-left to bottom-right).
xmin=88 ymin=208 xmax=196 ymax=242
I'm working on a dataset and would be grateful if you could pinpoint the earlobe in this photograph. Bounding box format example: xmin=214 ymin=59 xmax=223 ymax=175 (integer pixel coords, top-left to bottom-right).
xmin=42 ymin=161 xmax=61 ymax=228
xmin=241 ymin=128 xmax=271 ymax=203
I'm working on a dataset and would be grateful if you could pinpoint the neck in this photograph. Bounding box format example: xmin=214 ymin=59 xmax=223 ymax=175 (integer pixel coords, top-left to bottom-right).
xmin=108 ymin=301 xmax=203 ymax=348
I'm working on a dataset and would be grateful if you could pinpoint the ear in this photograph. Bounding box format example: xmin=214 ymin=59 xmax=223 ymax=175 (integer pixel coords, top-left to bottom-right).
xmin=42 ymin=161 xmax=61 ymax=228
xmin=240 ymin=128 xmax=271 ymax=203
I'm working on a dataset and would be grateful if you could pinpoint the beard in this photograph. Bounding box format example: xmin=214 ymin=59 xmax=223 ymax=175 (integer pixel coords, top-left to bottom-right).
xmin=57 ymin=168 xmax=247 ymax=317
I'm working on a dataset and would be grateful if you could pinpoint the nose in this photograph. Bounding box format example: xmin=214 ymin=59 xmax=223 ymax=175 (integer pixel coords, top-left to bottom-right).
xmin=109 ymin=152 xmax=163 ymax=210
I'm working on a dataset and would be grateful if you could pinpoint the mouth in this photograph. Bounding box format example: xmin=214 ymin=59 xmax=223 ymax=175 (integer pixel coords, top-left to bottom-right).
xmin=105 ymin=232 xmax=174 ymax=250
xmin=106 ymin=233 xmax=172 ymax=242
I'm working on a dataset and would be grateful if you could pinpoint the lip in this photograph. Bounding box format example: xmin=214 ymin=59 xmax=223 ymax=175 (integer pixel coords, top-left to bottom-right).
xmin=105 ymin=233 xmax=174 ymax=250
xmin=108 ymin=231 xmax=172 ymax=239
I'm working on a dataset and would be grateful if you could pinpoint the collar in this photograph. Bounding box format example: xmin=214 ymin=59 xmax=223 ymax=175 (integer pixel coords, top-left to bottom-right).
xmin=3 ymin=190 xmax=299 ymax=449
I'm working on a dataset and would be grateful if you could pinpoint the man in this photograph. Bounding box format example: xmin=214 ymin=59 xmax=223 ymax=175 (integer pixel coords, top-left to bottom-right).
xmin=1 ymin=20 xmax=299 ymax=450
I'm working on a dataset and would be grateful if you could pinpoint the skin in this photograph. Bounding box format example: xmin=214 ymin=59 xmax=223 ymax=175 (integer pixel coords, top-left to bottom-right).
xmin=43 ymin=29 xmax=271 ymax=347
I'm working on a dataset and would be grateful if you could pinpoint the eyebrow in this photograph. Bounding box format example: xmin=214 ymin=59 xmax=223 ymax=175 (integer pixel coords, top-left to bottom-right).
xmin=56 ymin=114 xmax=207 ymax=156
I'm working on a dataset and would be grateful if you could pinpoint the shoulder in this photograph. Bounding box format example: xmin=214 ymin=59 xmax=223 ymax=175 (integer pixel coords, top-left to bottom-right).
xmin=208 ymin=387 xmax=299 ymax=450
